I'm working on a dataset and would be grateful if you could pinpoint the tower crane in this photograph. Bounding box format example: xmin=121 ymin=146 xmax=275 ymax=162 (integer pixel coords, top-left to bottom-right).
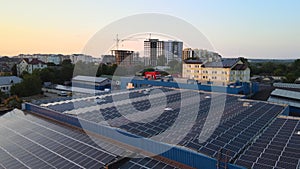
xmin=113 ymin=33 xmax=152 ymax=50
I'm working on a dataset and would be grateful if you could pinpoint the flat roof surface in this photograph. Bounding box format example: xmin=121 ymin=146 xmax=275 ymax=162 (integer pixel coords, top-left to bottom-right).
xmin=0 ymin=109 xmax=179 ymax=169
xmin=271 ymin=89 xmax=300 ymax=101
xmin=235 ymin=116 xmax=300 ymax=169
xmin=274 ymin=83 xmax=300 ymax=89
xmin=72 ymin=76 xmax=109 ymax=83
xmin=38 ymin=87 xmax=287 ymax=168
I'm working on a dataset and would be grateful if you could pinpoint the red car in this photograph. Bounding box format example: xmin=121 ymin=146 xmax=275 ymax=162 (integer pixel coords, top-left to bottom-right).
xmin=144 ymin=71 xmax=161 ymax=80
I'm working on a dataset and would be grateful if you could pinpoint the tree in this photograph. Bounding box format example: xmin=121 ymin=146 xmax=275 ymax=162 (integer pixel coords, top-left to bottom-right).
xmin=40 ymin=68 xmax=55 ymax=83
xmin=59 ymin=60 xmax=74 ymax=83
xmin=11 ymin=74 xmax=42 ymax=97
xmin=284 ymin=73 xmax=297 ymax=83
xmin=168 ymin=60 xmax=179 ymax=70
xmin=157 ymin=55 xmax=166 ymax=66
xmin=20 ymin=71 xmax=29 ymax=78
xmin=168 ymin=60 xmax=182 ymax=73
xmin=47 ymin=62 xmax=56 ymax=66
xmin=0 ymin=90 xmax=7 ymax=103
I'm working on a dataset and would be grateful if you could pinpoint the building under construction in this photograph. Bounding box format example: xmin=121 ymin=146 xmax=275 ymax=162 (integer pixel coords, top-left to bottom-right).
xmin=111 ymin=50 xmax=134 ymax=65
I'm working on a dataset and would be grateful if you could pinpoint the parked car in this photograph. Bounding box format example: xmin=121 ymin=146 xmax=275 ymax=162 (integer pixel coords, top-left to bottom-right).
xmin=58 ymin=91 xmax=68 ymax=97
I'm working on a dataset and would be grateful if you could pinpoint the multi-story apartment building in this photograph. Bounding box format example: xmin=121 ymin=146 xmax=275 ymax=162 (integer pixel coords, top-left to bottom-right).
xmin=17 ymin=58 xmax=47 ymax=76
xmin=111 ymin=50 xmax=134 ymax=65
xmin=164 ymin=40 xmax=183 ymax=63
xmin=144 ymin=39 xmax=183 ymax=66
xmin=182 ymin=58 xmax=250 ymax=86
xmin=69 ymin=54 xmax=93 ymax=64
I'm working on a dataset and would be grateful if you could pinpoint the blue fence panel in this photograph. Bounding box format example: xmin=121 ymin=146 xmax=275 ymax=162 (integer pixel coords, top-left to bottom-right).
xmin=125 ymin=78 xmax=247 ymax=94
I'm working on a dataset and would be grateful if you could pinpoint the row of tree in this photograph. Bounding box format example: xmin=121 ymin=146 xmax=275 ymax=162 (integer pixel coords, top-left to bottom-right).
xmin=249 ymin=59 xmax=300 ymax=83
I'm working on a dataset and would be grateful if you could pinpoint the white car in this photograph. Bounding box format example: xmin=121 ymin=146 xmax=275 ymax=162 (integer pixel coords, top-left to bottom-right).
xmin=95 ymin=97 xmax=105 ymax=104
xmin=58 ymin=91 xmax=68 ymax=97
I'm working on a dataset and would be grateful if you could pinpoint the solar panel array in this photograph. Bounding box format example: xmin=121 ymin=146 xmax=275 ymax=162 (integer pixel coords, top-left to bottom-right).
xmin=42 ymin=88 xmax=171 ymax=113
xmin=235 ymin=117 xmax=300 ymax=169
xmin=29 ymin=87 xmax=291 ymax=169
xmin=75 ymin=88 xmax=285 ymax=163
xmin=179 ymin=102 xmax=284 ymax=162
xmin=0 ymin=110 xmax=118 ymax=168
xmin=120 ymin=157 xmax=180 ymax=169
xmin=0 ymin=110 xmax=180 ymax=169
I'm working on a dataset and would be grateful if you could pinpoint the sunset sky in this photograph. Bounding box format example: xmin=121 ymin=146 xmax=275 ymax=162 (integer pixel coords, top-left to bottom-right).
xmin=1 ymin=0 xmax=299 ymax=59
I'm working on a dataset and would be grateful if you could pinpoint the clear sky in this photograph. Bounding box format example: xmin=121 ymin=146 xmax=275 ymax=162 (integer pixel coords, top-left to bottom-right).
xmin=0 ymin=0 xmax=299 ymax=59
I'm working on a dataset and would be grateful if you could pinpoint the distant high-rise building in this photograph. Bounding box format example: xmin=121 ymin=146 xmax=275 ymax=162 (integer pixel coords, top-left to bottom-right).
xmin=164 ymin=40 xmax=183 ymax=64
xmin=182 ymin=48 xmax=221 ymax=62
xmin=144 ymin=39 xmax=183 ymax=66
xmin=144 ymin=39 xmax=164 ymax=66
xmin=182 ymin=48 xmax=196 ymax=60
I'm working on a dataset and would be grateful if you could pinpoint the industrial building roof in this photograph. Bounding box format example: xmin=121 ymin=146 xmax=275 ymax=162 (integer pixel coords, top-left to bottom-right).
xmin=234 ymin=116 xmax=300 ymax=169
xmin=72 ymin=75 xmax=110 ymax=83
xmin=0 ymin=109 xmax=180 ymax=169
xmin=271 ymin=89 xmax=300 ymax=101
xmin=35 ymin=87 xmax=293 ymax=169
xmin=268 ymin=89 xmax=300 ymax=108
xmin=273 ymin=83 xmax=300 ymax=89
xmin=0 ymin=76 xmax=22 ymax=86
xmin=268 ymin=97 xmax=300 ymax=108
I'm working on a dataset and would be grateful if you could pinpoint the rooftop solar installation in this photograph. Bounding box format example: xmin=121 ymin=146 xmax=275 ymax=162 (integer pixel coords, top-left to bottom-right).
xmin=0 ymin=110 xmax=180 ymax=169
xmin=28 ymin=86 xmax=291 ymax=169
xmin=234 ymin=116 xmax=300 ymax=169
xmin=120 ymin=157 xmax=180 ymax=169
xmin=0 ymin=110 xmax=117 ymax=168
xmin=46 ymin=87 xmax=285 ymax=163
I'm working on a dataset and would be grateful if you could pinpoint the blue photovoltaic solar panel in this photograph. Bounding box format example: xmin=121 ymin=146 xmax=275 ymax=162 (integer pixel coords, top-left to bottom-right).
xmin=0 ymin=110 xmax=181 ymax=169
xmin=235 ymin=117 xmax=300 ymax=169
xmin=32 ymin=87 xmax=288 ymax=169
xmin=0 ymin=110 xmax=120 ymax=169
xmin=74 ymin=87 xmax=285 ymax=164
xmin=120 ymin=157 xmax=179 ymax=169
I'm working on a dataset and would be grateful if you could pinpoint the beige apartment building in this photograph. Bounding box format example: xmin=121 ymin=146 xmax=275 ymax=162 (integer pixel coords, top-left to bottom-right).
xmin=182 ymin=58 xmax=250 ymax=86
